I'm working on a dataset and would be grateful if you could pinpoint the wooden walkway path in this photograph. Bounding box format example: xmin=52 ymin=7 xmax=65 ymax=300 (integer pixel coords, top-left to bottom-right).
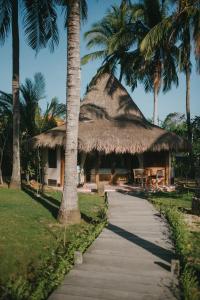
xmin=49 ymin=192 xmax=179 ymax=300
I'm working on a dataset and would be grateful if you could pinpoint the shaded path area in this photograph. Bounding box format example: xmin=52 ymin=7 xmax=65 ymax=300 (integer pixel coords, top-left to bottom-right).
xmin=49 ymin=192 xmax=179 ymax=300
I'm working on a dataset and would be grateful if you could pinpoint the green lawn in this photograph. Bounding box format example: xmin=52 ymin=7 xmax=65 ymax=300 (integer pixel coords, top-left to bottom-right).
xmin=0 ymin=187 xmax=104 ymax=286
xmin=150 ymin=190 xmax=193 ymax=210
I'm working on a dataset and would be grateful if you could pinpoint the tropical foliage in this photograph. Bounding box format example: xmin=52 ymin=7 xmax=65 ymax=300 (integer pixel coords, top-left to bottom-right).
xmin=82 ymin=1 xmax=180 ymax=125
xmin=0 ymin=73 xmax=65 ymax=185
xmin=141 ymin=0 xmax=200 ymax=149
xmin=162 ymin=113 xmax=200 ymax=178
xmin=82 ymin=3 xmax=132 ymax=81
xmin=0 ymin=0 xmax=59 ymax=188
xmin=0 ymin=0 xmax=199 ymax=214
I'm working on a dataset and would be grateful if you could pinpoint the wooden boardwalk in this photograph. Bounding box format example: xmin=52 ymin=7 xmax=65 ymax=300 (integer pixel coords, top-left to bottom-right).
xmin=49 ymin=192 xmax=179 ymax=300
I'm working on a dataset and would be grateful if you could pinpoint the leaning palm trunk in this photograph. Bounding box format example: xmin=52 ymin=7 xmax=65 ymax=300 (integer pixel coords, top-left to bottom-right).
xmin=58 ymin=0 xmax=81 ymax=224
xmin=10 ymin=0 xmax=21 ymax=189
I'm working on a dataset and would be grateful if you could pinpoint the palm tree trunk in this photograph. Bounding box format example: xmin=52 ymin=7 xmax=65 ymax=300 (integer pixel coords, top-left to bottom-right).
xmin=185 ymin=64 xmax=193 ymax=176
xmin=153 ymin=85 xmax=158 ymax=125
xmin=119 ymin=65 xmax=123 ymax=83
xmin=0 ymin=150 xmax=3 ymax=185
xmin=0 ymin=138 xmax=7 ymax=185
xmin=186 ymin=66 xmax=192 ymax=145
xmin=10 ymin=0 xmax=21 ymax=189
xmin=58 ymin=0 xmax=81 ymax=224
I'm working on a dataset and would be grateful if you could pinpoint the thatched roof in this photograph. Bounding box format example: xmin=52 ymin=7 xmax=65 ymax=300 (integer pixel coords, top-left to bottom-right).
xmin=31 ymin=73 xmax=188 ymax=154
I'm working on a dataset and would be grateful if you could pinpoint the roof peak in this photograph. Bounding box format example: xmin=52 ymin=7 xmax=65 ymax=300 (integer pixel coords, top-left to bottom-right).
xmin=80 ymin=73 xmax=145 ymax=121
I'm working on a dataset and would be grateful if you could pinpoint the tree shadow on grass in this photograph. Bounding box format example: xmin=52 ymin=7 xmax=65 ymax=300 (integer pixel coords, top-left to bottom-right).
xmin=23 ymin=185 xmax=59 ymax=219
xmin=23 ymin=185 xmax=96 ymax=225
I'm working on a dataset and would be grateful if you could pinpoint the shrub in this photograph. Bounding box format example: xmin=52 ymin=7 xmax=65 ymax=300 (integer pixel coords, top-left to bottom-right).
xmin=162 ymin=207 xmax=200 ymax=300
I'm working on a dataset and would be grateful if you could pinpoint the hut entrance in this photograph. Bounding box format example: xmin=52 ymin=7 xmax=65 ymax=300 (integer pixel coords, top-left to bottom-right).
xmin=60 ymin=150 xmax=170 ymax=186
xmin=83 ymin=152 xmax=140 ymax=184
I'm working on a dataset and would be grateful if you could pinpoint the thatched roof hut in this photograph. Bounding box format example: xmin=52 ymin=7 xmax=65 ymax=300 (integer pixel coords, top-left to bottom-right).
xmin=32 ymin=73 xmax=188 ymax=154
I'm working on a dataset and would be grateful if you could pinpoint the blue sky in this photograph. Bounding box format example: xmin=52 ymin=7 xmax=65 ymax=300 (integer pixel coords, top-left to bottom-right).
xmin=0 ymin=0 xmax=199 ymax=122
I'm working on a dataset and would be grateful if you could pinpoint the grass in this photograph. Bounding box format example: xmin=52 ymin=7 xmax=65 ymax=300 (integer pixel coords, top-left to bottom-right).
xmin=0 ymin=187 xmax=105 ymax=288
xmin=150 ymin=190 xmax=193 ymax=210
xmin=150 ymin=190 xmax=200 ymax=300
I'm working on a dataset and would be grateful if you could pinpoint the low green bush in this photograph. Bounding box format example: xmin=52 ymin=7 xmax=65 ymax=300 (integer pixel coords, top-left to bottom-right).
xmin=162 ymin=207 xmax=200 ymax=300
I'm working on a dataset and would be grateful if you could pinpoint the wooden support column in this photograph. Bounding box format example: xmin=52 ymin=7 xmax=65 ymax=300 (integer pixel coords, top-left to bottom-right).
xmin=165 ymin=152 xmax=171 ymax=186
xmin=168 ymin=152 xmax=172 ymax=185
xmin=110 ymin=160 xmax=116 ymax=185
xmin=137 ymin=153 xmax=144 ymax=168
xmin=95 ymin=152 xmax=101 ymax=185
xmin=42 ymin=148 xmax=48 ymax=186
xmin=80 ymin=152 xmax=87 ymax=185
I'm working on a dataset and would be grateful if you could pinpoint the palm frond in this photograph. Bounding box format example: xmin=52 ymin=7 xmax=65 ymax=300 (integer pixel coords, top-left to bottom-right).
xmin=0 ymin=0 xmax=11 ymax=45
xmin=0 ymin=91 xmax=12 ymax=113
xmin=23 ymin=0 xmax=59 ymax=53
xmin=80 ymin=0 xmax=88 ymax=21
xmin=81 ymin=50 xmax=107 ymax=65
xmin=140 ymin=16 xmax=174 ymax=58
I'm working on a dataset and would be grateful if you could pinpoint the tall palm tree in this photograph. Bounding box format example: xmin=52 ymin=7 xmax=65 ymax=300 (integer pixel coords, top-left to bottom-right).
xmin=122 ymin=0 xmax=179 ymax=125
xmin=0 ymin=74 xmax=65 ymax=185
xmin=55 ymin=0 xmax=87 ymax=224
xmin=0 ymin=0 xmax=59 ymax=189
xmin=0 ymin=92 xmax=12 ymax=185
xmin=10 ymin=0 xmax=20 ymax=188
xmin=82 ymin=1 xmax=178 ymax=125
xmin=140 ymin=0 xmax=200 ymax=142
xmin=19 ymin=72 xmax=65 ymax=137
xmin=82 ymin=3 xmax=132 ymax=82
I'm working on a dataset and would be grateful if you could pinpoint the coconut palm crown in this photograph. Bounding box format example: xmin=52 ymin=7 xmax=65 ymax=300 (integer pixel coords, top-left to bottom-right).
xmin=140 ymin=0 xmax=200 ymax=168
xmin=82 ymin=0 xmax=179 ymax=125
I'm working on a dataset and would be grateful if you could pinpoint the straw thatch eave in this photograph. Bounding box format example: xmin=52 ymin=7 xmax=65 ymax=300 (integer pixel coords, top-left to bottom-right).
xmin=31 ymin=119 xmax=188 ymax=154
xmin=30 ymin=73 xmax=189 ymax=154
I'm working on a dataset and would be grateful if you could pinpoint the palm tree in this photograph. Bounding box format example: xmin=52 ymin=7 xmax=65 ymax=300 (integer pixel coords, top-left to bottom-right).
xmin=19 ymin=73 xmax=65 ymax=184
xmin=0 ymin=92 xmax=12 ymax=185
xmin=0 ymin=0 xmax=59 ymax=189
xmin=140 ymin=0 xmax=200 ymax=142
xmin=19 ymin=73 xmax=65 ymax=137
xmin=82 ymin=3 xmax=132 ymax=82
xmin=55 ymin=0 xmax=87 ymax=224
xmin=0 ymin=73 xmax=65 ymax=185
xmin=122 ymin=0 xmax=179 ymax=125
xmin=82 ymin=1 xmax=178 ymax=125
